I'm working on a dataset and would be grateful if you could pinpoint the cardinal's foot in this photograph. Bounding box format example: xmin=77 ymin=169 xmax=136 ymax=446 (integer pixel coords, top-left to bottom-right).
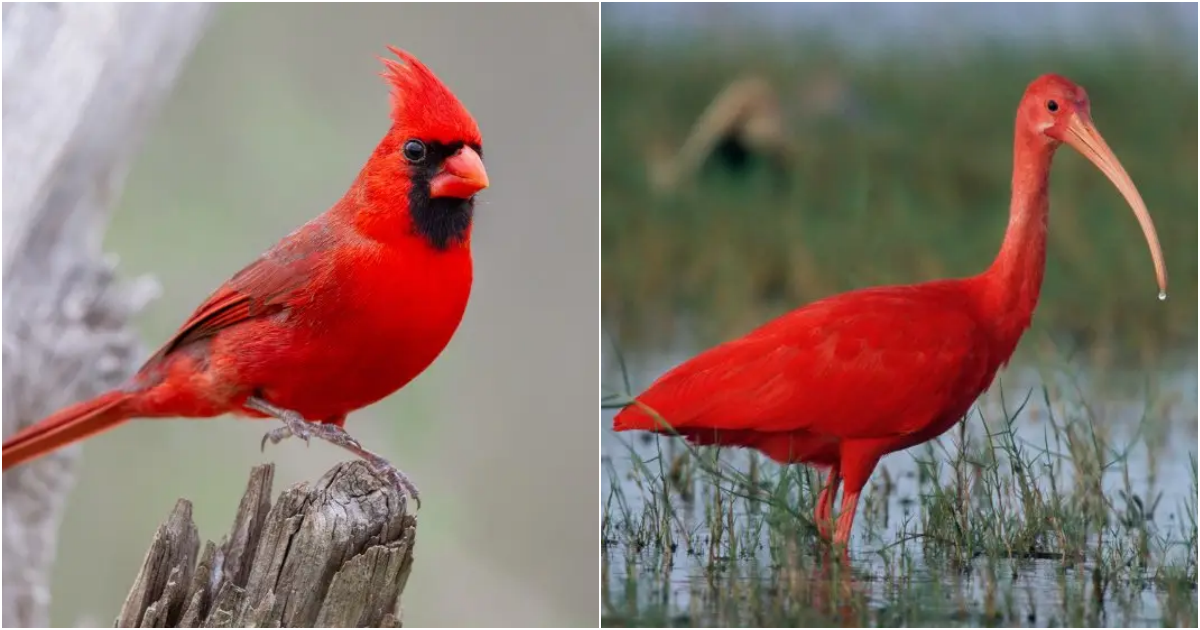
xmin=247 ymin=396 xmax=315 ymax=451
xmin=366 ymin=458 xmax=422 ymax=509
xmin=243 ymin=396 xmax=420 ymax=508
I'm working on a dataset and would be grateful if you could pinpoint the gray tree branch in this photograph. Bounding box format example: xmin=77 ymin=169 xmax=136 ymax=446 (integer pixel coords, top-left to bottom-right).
xmin=2 ymin=3 xmax=212 ymax=627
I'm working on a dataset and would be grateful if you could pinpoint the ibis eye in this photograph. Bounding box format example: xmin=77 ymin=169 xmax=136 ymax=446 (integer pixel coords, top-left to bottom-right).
xmin=1046 ymin=100 xmax=1059 ymax=112
xmin=402 ymin=140 xmax=427 ymax=163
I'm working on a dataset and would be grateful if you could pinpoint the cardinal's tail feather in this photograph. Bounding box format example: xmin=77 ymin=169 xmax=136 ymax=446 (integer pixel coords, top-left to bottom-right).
xmin=2 ymin=390 xmax=134 ymax=471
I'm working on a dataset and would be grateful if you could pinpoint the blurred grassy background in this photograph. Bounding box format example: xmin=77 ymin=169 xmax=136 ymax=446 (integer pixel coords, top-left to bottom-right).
xmin=601 ymin=5 xmax=1196 ymax=367
xmin=41 ymin=4 xmax=596 ymax=627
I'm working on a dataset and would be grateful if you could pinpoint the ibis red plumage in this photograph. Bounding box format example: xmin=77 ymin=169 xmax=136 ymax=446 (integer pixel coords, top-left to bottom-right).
xmin=613 ymin=74 xmax=1167 ymax=547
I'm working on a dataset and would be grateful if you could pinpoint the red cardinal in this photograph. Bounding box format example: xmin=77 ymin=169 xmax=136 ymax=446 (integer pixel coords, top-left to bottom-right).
xmin=2 ymin=47 xmax=489 ymax=506
xmin=613 ymin=74 xmax=1166 ymax=547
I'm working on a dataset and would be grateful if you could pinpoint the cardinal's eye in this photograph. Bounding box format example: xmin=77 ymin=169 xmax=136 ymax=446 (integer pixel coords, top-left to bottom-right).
xmin=402 ymin=140 xmax=427 ymax=163
xmin=1046 ymin=100 xmax=1059 ymax=112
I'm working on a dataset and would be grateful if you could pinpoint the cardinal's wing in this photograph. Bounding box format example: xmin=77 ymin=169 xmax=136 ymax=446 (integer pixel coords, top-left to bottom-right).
xmin=143 ymin=220 xmax=338 ymax=366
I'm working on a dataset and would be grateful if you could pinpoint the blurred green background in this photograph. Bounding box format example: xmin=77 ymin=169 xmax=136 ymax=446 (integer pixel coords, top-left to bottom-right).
xmin=601 ymin=4 xmax=1196 ymax=367
xmin=43 ymin=4 xmax=596 ymax=627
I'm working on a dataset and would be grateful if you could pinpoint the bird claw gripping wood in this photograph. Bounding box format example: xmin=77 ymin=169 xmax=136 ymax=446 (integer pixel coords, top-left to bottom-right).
xmin=316 ymin=427 xmax=423 ymax=509
xmin=246 ymin=396 xmax=421 ymax=508
xmin=371 ymin=461 xmax=422 ymax=509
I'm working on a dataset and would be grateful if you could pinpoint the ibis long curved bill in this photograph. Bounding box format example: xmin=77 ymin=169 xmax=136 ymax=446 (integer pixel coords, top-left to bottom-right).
xmin=1063 ymin=112 xmax=1168 ymax=297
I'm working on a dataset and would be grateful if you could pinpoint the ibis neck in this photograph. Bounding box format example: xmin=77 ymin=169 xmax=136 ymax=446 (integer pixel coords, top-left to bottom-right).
xmin=980 ymin=133 xmax=1056 ymax=349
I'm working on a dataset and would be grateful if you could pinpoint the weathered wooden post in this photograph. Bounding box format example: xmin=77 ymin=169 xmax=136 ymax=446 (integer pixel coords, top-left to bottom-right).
xmin=118 ymin=463 xmax=417 ymax=627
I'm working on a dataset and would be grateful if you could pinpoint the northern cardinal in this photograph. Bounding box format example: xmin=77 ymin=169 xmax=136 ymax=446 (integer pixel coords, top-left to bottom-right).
xmin=2 ymin=47 xmax=490 ymax=506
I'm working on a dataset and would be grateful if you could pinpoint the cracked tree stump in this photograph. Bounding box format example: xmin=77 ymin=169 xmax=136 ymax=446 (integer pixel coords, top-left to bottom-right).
xmin=118 ymin=462 xmax=417 ymax=628
xmin=2 ymin=3 xmax=212 ymax=627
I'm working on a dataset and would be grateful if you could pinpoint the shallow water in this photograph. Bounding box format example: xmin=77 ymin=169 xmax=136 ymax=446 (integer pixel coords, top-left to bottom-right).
xmin=601 ymin=348 xmax=1198 ymax=627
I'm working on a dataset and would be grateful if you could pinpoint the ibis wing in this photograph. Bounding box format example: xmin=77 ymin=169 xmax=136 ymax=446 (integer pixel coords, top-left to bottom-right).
xmin=627 ymin=284 xmax=994 ymax=441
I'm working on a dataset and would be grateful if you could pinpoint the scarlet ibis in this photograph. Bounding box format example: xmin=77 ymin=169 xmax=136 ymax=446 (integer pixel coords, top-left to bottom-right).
xmin=612 ymin=74 xmax=1168 ymax=548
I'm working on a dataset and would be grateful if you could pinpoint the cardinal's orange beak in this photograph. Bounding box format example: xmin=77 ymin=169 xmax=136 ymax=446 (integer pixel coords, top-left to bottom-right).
xmin=430 ymin=146 xmax=488 ymax=199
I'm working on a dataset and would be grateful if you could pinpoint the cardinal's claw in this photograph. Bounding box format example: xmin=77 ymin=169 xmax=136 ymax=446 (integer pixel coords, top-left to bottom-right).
xmin=266 ymin=413 xmax=313 ymax=448
xmin=372 ymin=462 xmax=422 ymax=509
xmin=247 ymin=395 xmax=314 ymax=450
xmin=286 ymin=415 xmax=313 ymax=446
xmin=259 ymin=425 xmax=297 ymax=452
